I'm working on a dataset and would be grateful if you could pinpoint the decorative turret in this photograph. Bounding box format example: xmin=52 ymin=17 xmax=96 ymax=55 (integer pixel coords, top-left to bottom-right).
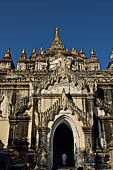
xmin=85 ymin=49 xmax=100 ymax=71
xmin=80 ymin=48 xmax=84 ymax=54
xmin=110 ymin=48 xmax=113 ymax=60
xmin=4 ymin=48 xmax=11 ymax=58
xmin=39 ymin=47 xmax=44 ymax=55
xmin=17 ymin=48 xmax=27 ymax=71
xmin=0 ymin=48 xmax=15 ymax=70
xmin=91 ymin=49 xmax=95 ymax=55
xmin=19 ymin=48 xmax=27 ymax=60
xmin=107 ymin=48 xmax=113 ymax=70
xmin=77 ymin=51 xmax=80 ymax=56
xmin=90 ymin=49 xmax=99 ymax=61
xmin=72 ymin=47 xmax=76 ymax=55
xmin=30 ymin=48 xmax=37 ymax=58
xmin=48 ymin=27 xmax=64 ymax=50
xmin=80 ymin=48 xmax=86 ymax=58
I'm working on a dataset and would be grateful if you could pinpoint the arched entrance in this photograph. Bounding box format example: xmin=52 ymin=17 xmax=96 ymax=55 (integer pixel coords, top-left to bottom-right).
xmin=48 ymin=115 xmax=85 ymax=168
xmin=53 ymin=123 xmax=74 ymax=167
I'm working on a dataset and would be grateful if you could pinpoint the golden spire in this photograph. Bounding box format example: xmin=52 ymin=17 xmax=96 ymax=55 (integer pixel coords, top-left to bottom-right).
xmin=39 ymin=46 xmax=44 ymax=55
xmin=20 ymin=48 xmax=26 ymax=60
xmin=40 ymin=46 xmax=43 ymax=51
xmin=22 ymin=48 xmax=26 ymax=54
xmin=72 ymin=47 xmax=76 ymax=55
xmin=55 ymin=27 xmax=60 ymax=42
xmin=7 ymin=48 xmax=10 ymax=53
xmin=112 ymin=48 xmax=113 ymax=54
xmin=110 ymin=48 xmax=113 ymax=60
xmin=5 ymin=48 xmax=11 ymax=58
xmin=80 ymin=48 xmax=83 ymax=54
xmin=31 ymin=48 xmax=37 ymax=58
xmin=33 ymin=48 xmax=36 ymax=53
xmin=91 ymin=49 xmax=94 ymax=55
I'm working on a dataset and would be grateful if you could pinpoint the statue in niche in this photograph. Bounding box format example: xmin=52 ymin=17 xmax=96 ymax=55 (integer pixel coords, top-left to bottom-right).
xmin=88 ymin=80 xmax=97 ymax=94
xmin=41 ymin=148 xmax=46 ymax=165
xmin=38 ymin=148 xmax=47 ymax=166
xmin=0 ymin=94 xmax=11 ymax=117
xmin=40 ymin=135 xmax=46 ymax=146
xmin=100 ymin=137 xmax=106 ymax=149
xmin=61 ymin=88 xmax=68 ymax=110
xmin=38 ymin=99 xmax=41 ymax=123
xmin=60 ymin=57 xmax=67 ymax=79
xmin=85 ymin=137 xmax=93 ymax=163
xmin=29 ymin=81 xmax=34 ymax=96
xmin=41 ymin=112 xmax=45 ymax=126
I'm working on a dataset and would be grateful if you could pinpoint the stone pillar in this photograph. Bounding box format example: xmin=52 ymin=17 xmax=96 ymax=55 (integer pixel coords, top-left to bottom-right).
xmin=107 ymin=119 xmax=113 ymax=170
xmin=82 ymin=93 xmax=95 ymax=169
xmin=8 ymin=118 xmax=17 ymax=147
xmin=37 ymin=126 xmax=48 ymax=170
xmin=108 ymin=140 xmax=113 ymax=170
xmin=87 ymin=94 xmax=94 ymax=126
xmin=83 ymin=127 xmax=94 ymax=169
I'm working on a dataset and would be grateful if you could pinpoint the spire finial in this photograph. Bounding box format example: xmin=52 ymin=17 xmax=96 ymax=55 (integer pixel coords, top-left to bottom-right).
xmin=91 ymin=49 xmax=94 ymax=55
xmin=55 ymin=27 xmax=60 ymax=42
xmin=112 ymin=48 xmax=113 ymax=54
xmin=72 ymin=47 xmax=76 ymax=55
xmin=33 ymin=48 xmax=36 ymax=53
xmin=110 ymin=48 xmax=113 ymax=60
xmin=22 ymin=48 xmax=26 ymax=54
xmin=8 ymin=48 xmax=10 ymax=53
xmin=40 ymin=46 xmax=43 ymax=51
xmin=80 ymin=48 xmax=83 ymax=54
xmin=5 ymin=48 xmax=11 ymax=58
xmin=39 ymin=46 xmax=44 ymax=55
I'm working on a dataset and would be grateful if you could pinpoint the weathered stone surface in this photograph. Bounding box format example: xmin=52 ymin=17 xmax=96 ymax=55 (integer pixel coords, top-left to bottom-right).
xmin=0 ymin=28 xmax=113 ymax=169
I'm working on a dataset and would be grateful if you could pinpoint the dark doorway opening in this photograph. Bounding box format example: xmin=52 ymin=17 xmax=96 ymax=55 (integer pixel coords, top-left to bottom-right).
xmin=53 ymin=123 xmax=74 ymax=167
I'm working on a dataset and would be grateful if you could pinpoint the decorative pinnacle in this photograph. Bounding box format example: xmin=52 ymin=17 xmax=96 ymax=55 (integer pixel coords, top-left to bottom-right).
xmin=72 ymin=47 xmax=76 ymax=55
xmin=91 ymin=49 xmax=94 ymax=55
xmin=112 ymin=48 xmax=113 ymax=54
xmin=80 ymin=48 xmax=83 ymax=53
xmin=40 ymin=46 xmax=43 ymax=51
xmin=7 ymin=48 xmax=10 ymax=53
xmin=5 ymin=48 xmax=11 ymax=58
xmin=22 ymin=48 xmax=26 ymax=54
xmin=110 ymin=48 xmax=113 ymax=60
xmin=39 ymin=47 xmax=44 ymax=55
xmin=55 ymin=27 xmax=60 ymax=42
xmin=33 ymin=48 xmax=36 ymax=53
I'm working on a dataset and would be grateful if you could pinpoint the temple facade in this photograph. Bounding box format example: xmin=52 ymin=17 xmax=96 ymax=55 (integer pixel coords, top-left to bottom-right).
xmin=0 ymin=28 xmax=113 ymax=170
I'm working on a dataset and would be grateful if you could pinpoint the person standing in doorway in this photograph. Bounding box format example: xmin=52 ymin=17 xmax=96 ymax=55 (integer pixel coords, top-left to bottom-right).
xmin=62 ymin=153 xmax=67 ymax=166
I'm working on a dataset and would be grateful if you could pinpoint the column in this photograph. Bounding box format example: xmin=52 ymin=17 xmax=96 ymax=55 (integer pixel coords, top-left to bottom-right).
xmin=83 ymin=127 xmax=94 ymax=169
xmin=87 ymin=94 xmax=94 ymax=127
xmin=8 ymin=119 xmax=17 ymax=147
xmin=37 ymin=126 xmax=48 ymax=170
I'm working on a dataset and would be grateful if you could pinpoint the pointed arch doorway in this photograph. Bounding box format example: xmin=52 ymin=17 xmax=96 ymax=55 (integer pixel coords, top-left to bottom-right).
xmin=53 ymin=123 xmax=74 ymax=167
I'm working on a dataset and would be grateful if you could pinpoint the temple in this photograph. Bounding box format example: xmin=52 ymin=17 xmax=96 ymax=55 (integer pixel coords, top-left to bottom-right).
xmin=0 ymin=28 xmax=113 ymax=170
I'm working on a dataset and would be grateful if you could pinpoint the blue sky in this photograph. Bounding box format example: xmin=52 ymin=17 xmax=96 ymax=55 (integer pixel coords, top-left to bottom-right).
xmin=0 ymin=0 xmax=113 ymax=69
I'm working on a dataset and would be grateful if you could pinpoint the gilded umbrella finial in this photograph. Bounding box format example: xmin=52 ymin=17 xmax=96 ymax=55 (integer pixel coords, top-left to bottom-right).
xmin=55 ymin=27 xmax=60 ymax=42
